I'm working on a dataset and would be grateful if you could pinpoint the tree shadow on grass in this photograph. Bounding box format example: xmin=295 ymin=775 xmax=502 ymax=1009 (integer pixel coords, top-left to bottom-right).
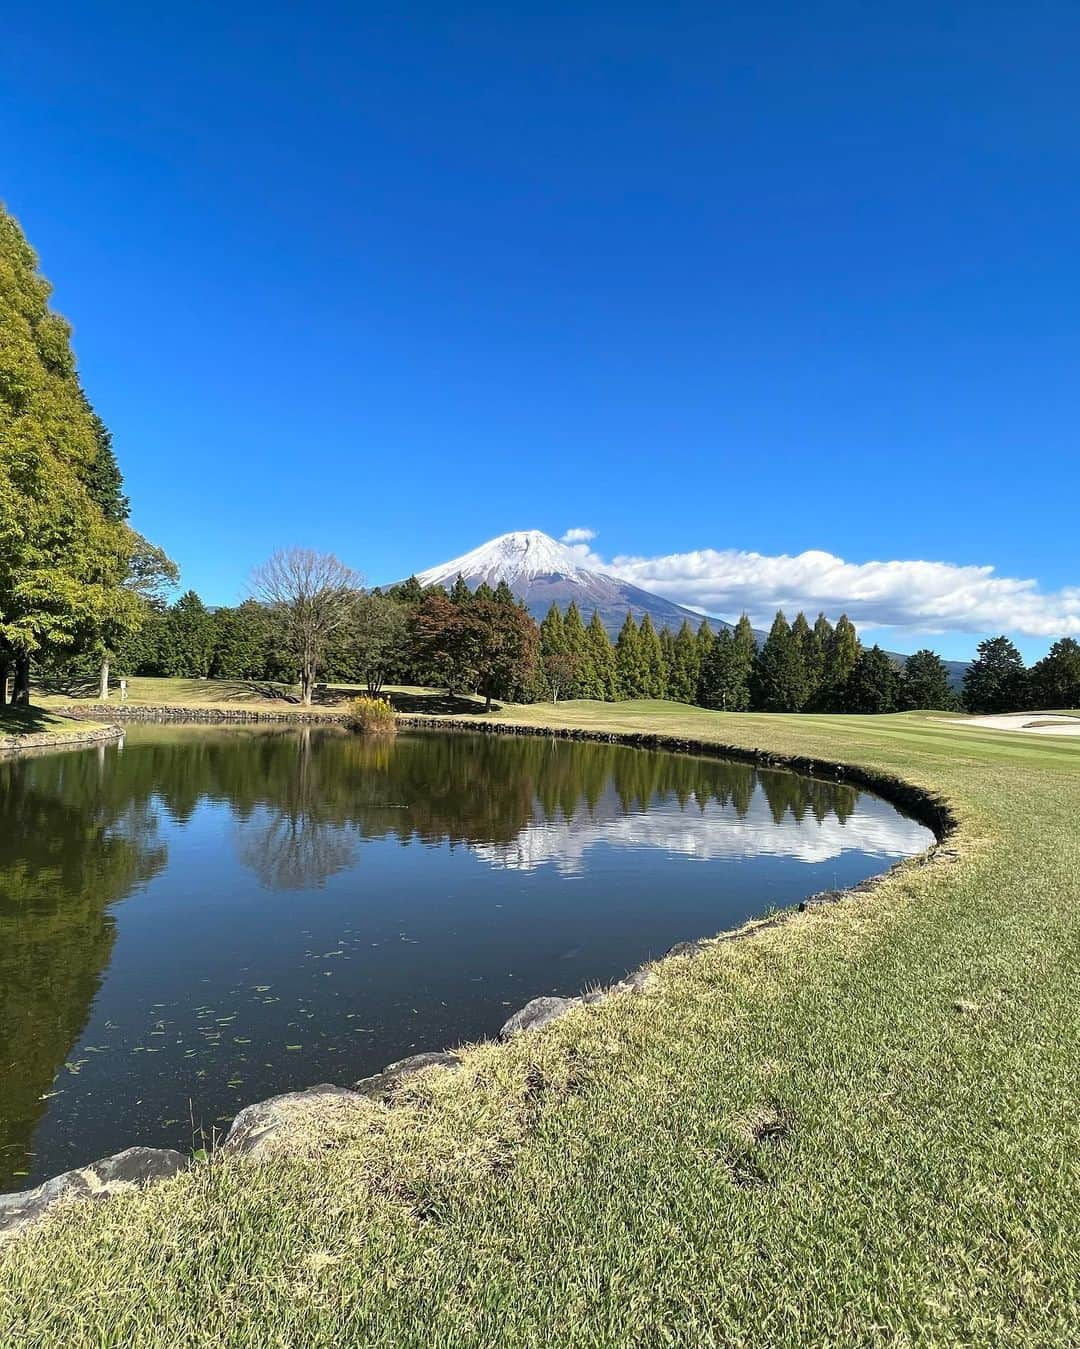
xmin=0 ymin=705 xmax=55 ymax=735
xmin=383 ymin=690 xmax=498 ymax=716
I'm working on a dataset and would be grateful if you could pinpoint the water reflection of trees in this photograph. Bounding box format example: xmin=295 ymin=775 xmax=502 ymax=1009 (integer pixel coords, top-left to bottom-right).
xmin=0 ymin=749 xmax=166 ymax=1188
xmin=0 ymin=729 xmax=862 ymax=1185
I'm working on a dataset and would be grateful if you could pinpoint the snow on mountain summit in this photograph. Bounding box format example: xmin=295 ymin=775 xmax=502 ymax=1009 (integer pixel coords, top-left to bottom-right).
xmin=412 ymin=530 xmax=739 ymax=638
xmin=415 ymin=531 xmax=597 ymax=590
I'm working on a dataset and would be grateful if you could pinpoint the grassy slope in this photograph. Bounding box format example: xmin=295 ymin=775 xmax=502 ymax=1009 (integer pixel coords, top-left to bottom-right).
xmin=0 ymin=706 xmax=105 ymax=740
xmin=1 ymin=704 xmax=1078 ymax=1346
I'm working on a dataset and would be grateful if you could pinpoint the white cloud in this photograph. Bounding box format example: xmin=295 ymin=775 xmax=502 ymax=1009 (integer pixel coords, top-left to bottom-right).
xmin=560 ymin=527 xmax=597 ymax=544
xmin=593 ymin=546 xmax=1080 ymax=638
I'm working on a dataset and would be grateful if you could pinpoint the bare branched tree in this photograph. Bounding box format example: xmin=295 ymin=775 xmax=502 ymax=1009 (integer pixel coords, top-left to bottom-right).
xmin=250 ymin=548 xmax=363 ymax=704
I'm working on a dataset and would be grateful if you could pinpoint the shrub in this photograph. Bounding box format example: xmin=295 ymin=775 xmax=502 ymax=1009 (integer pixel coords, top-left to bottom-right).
xmin=345 ymin=696 xmax=396 ymax=735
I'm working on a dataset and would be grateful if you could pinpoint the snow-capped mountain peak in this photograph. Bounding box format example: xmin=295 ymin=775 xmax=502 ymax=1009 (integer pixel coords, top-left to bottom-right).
xmin=415 ymin=530 xmax=596 ymax=590
xmin=411 ymin=530 xmax=737 ymax=638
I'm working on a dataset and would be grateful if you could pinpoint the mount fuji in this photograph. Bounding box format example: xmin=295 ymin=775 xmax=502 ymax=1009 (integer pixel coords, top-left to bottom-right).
xmin=413 ymin=530 xmax=741 ymax=638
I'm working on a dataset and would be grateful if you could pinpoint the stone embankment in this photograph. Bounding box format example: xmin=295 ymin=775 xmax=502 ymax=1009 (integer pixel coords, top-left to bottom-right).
xmin=0 ymin=720 xmax=957 ymax=1240
xmin=0 ymin=722 xmax=123 ymax=755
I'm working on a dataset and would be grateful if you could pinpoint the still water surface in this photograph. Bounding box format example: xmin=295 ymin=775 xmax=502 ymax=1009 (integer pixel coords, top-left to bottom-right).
xmin=0 ymin=726 xmax=933 ymax=1188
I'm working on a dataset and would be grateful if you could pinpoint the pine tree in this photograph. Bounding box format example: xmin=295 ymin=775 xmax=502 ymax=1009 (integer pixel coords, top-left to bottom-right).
xmin=159 ymin=591 xmax=216 ymax=677
xmin=668 ymin=620 xmax=700 ymax=704
xmin=963 ymin=636 xmax=1029 ymax=713
xmin=449 ymin=573 xmax=472 ymax=606
xmin=637 ymin=615 xmax=666 ymax=698
xmin=801 ymin=613 xmax=829 ymax=708
xmin=899 ymin=649 xmax=955 ymax=710
xmin=563 ymin=602 xmax=596 ymax=697
xmin=789 ymin=613 xmax=815 ymax=711
xmin=540 ymin=603 xmax=576 ymax=701
xmin=473 ymin=581 xmax=495 ymax=603
xmin=586 ymin=611 xmax=617 ymax=700
xmin=1029 ymin=638 xmax=1080 ymax=710
xmin=843 ymin=645 xmax=900 ymax=713
xmin=822 ymin=614 xmax=860 ymax=710
xmin=615 ymin=613 xmax=645 ymax=700
xmin=694 ymin=619 xmax=717 ymax=704
xmin=659 ymin=627 xmax=677 ymax=700
xmin=493 ymin=579 xmax=516 ymax=606
xmin=752 ymin=611 xmax=807 ymax=711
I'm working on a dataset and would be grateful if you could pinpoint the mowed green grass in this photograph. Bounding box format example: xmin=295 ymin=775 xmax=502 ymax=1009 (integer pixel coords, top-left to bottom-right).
xmin=0 ymin=706 xmax=106 ymax=740
xmin=2 ymin=704 xmax=1078 ymax=1346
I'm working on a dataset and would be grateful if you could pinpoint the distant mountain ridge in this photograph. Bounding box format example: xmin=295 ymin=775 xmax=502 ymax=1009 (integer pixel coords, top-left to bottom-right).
xmin=408 ymin=530 xmax=968 ymax=685
xmin=414 ymin=530 xmax=747 ymax=639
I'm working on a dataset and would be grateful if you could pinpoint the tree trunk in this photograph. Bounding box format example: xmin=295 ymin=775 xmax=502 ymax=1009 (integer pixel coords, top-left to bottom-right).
xmin=100 ymin=654 xmax=110 ymax=701
xmin=0 ymin=657 xmax=8 ymax=707
xmin=12 ymin=654 xmax=31 ymax=706
xmin=485 ymin=688 xmax=493 ymax=712
xmin=301 ymin=662 xmax=313 ymax=706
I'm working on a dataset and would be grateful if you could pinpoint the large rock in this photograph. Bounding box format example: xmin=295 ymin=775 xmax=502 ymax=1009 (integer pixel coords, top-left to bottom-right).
xmin=500 ymin=995 xmax=582 ymax=1037
xmin=223 ymin=1084 xmax=364 ymax=1159
xmin=0 ymin=1146 xmax=187 ymax=1242
xmin=354 ymin=1052 xmax=459 ymax=1100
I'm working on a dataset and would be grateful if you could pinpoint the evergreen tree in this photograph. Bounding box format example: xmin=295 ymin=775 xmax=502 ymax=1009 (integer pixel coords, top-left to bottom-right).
xmin=668 ymin=620 xmax=700 ymax=704
xmin=801 ymin=613 xmax=830 ymax=708
xmin=822 ymin=614 xmax=860 ymax=710
xmin=659 ymin=627 xmax=677 ymax=699
xmin=540 ymin=604 xmax=576 ymax=701
xmin=789 ymin=612 xmax=815 ymax=710
xmin=843 ymin=645 xmax=900 ymax=713
xmin=473 ymin=581 xmax=495 ymax=603
xmin=615 ymin=612 xmax=645 ymax=699
xmin=752 ymin=611 xmax=807 ymax=711
xmin=699 ymin=629 xmax=740 ymax=710
xmin=159 ymin=591 xmax=216 ymax=677
xmin=899 ymin=649 xmax=955 ymax=710
xmin=694 ymin=619 xmax=717 ymax=704
xmin=963 ymin=636 xmax=1029 ymax=713
xmin=493 ymin=579 xmax=516 ymax=606
xmin=1029 ymin=638 xmax=1080 ymax=710
xmin=449 ymin=573 xmax=472 ymax=606
xmin=586 ymin=611 xmax=617 ymax=700
xmin=210 ymin=601 xmax=272 ymax=680
xmin=637 ymin=614 xmax=666 ymax=698
xmin=563 ymin=602 xmax=597 ymax=698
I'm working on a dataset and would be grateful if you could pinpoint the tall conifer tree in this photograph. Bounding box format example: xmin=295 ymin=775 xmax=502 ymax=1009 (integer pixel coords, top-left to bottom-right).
xmin=615 ymin=613 xmax=645 ymax=699
xmin=586 ymin=611 xmax=617 ymax=700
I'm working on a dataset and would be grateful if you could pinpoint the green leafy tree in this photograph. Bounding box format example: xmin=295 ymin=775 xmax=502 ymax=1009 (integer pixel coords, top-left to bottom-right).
xmin=1029 ymin=638 xmax=1080 ymax=710
xmin=900 ymin=649 xmax=956 ymax=710
xmin=539 ymin=604 xmax=576 ymax=700
xmin=465 ymin=597 xmax=540 ymax=710
xmin=449 ymin=573 xmax=472 ymax=606
xmin=210 ymin=601 xmax=273 ymax=680
xmin=349 ymin=590 xmax=410 ymax=693
xmin=963 ymin=636 xmax=1029 ymax=713
xmin=0 ymin=205 xmax=138 ymax=703
xmin=158 ymin=591 xmax=216 ymax=678
xmin=843 ymin=644 xmax=900 ymax=713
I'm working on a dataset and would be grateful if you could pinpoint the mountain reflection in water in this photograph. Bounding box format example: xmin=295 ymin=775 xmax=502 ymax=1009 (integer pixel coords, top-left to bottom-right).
xmin=0 ymin=727 xmax=933 ymax=1190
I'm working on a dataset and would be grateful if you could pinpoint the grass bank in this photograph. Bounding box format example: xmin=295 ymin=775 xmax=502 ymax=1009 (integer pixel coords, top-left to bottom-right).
xmin=2 ymin=703 xmax=1078 ymax=1346
xmin=0 ymin=706 xmax=109 ymax=746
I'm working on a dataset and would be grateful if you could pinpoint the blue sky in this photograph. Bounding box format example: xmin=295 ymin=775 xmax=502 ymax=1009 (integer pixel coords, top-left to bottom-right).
xmin=3 ymin=2 xmax=1078 ymax=659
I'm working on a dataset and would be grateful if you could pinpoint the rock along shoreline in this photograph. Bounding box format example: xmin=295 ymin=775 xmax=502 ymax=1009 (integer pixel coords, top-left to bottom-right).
xmin=1 ymin=716 xmax=958 ymax=1241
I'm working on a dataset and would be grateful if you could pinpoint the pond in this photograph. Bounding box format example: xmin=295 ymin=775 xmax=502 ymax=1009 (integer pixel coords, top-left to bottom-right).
xmin=0 ymin=726 xmax=934 ymax=1189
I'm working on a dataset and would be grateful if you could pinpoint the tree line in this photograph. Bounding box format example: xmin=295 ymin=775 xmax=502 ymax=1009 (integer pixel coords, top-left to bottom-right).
xmin=85 ymin=566 xmax=1080 ymax=715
